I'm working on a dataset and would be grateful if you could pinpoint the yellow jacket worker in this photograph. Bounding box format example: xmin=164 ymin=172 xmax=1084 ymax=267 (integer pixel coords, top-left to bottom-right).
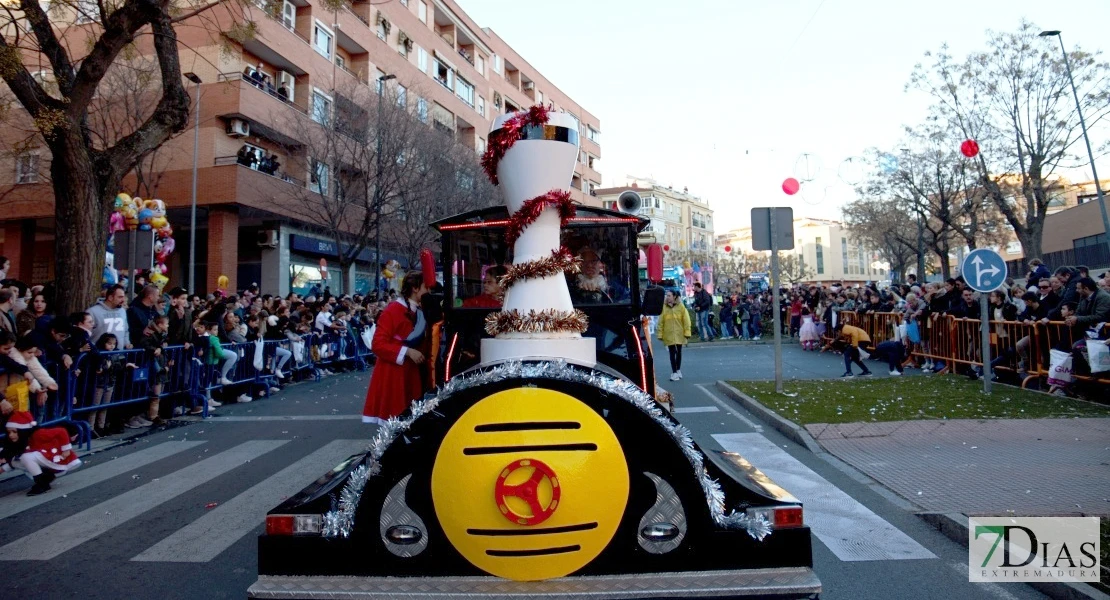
xmin=836 ymin=323 xmax=873 ymax=378
xmin=657 ymin=290 xmax=691 ymax=381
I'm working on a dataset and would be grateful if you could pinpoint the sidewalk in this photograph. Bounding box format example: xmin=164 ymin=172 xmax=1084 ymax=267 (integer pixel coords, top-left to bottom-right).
xmin=805 ymin=418 xmax=1110 ymax=517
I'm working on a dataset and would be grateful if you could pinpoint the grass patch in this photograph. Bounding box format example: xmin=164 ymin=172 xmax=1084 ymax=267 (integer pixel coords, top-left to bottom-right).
xmin=727 ymin=376 xmax=1110 ymax=425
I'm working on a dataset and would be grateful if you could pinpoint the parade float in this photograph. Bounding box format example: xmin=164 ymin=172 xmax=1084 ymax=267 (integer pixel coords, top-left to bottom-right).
xmin=247 ymin=106 xmax=820 ymax=599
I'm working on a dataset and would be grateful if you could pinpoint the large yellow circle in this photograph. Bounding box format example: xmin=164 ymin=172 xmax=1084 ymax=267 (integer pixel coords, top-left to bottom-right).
xmin=431 ymin=387 xmax=629 ymax=581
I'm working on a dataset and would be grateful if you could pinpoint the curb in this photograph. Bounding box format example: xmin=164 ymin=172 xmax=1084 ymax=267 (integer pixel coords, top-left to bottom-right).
xmin=918 ymin=513 xmax=1110 ymax=600
xmin=713 ymin=380 xmax=824 ymax=454
xmin=711 ymin=381 xmax=1109 ymax=600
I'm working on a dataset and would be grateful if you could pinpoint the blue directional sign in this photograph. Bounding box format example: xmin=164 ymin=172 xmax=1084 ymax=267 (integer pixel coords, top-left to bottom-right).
xmin=961 ymin=248 xmax=1007 ymax=293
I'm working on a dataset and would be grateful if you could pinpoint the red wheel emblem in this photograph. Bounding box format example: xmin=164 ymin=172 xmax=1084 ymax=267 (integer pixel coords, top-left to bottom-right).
xmin=494 ymin=459 xmax=560 ymax=526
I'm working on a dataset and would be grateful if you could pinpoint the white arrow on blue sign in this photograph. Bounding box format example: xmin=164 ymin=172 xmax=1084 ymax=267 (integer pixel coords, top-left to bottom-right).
xmin=961 ymin=248 xmax=1007 ymax=293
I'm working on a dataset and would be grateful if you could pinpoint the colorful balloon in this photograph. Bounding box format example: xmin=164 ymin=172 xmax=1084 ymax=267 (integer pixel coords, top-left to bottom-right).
xmin=663 ymin=244 xmax=670 ymax=252
xmin=724 ymin=245 xmax=732 ymax=253
xmin=420 ymin=248 xmax=436 ymax=288
xmin=782 ymin=178 xmax=800 ymax=195
xmin=960 ymin=139 xmax=979 ymax=158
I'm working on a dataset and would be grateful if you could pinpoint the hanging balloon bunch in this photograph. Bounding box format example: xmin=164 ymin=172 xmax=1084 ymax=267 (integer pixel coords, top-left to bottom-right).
xmin=106 ymin=193 xmax=176 ymax=291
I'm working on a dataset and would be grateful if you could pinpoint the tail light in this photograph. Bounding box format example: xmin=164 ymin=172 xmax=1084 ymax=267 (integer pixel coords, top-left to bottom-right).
xmin=266 ymin=514 xmax=322 ymax=536
xmin=746 ymin=505 xmax=804 ymax=530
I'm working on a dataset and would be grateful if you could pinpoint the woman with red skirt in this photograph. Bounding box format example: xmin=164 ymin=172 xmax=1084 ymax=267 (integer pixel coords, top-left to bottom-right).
xmin=362 ymin=273 xmax=429 ymax=425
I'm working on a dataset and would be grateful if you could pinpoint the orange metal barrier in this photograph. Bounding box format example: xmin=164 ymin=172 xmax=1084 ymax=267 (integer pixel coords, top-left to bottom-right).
xmin=821 ymin=311 xmax=1107 ymax=391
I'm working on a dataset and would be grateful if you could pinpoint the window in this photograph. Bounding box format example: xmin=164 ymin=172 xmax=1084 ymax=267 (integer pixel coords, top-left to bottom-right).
xmin=313 ymin=22 xmax=333 ymax=59
xmin=858 ymin=240 xmax=865 ymax=274
xmin=491 ymin=54 xmax=502 ymax=74
xmin=537 ymin=91 xmax=543 ymax=106
xmin=417 ymin=97 xmax=428 ymax=123
xmin=476 ymin=95 xmax=485 ymax=117
xmin=418 ymin=0 xmax=427 ymax=22
xmin=15 ymin=153 xmax=39 ymax=184
xmin=815 ymin=237 xmax=824 ymax=274
xmin=841 ymin=238 xmax=849 ymax=273
xmin=1077 ymin=194 xmax=1096 ymax=205
xmin=397 ymin=84 xmax=407 ymax=107
xmin=74 ymin=0 xmax=97 ymax=23
xmin=477 ymin=137 xmax=486 ymax=155
xmin=432 ymin=58 xmax=453 ymax=90
xmin=475 ymin=55 xmax=484 ymax=76
xmin=281 ymin=1 xmax=296 ymax=30
xmin=335 ymin=55 xmax=345 ymax=70
xmin=455 ymin=76 xmax=474 ymax=106
xmin=1074 ymin=233 xmax=1107 ymax=249
xmin=311 ymin=89 xmax=332 ymax=125
xmin=400 ymin=0 xmax=407 ymax=5
xmin=377 ymin=20 xmax=388 ymax=40
xmin=417 ymin=46 xmax=428 ymax=73
xmin=587 ymin=126 xmax=600 ymax=144
xmin=310 ymin=160 xmax=329 ymax=194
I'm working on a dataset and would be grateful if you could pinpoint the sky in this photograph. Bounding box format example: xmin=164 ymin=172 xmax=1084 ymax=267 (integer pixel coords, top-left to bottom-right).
xmin=459 ymin=0 xmax=1110 ymax=233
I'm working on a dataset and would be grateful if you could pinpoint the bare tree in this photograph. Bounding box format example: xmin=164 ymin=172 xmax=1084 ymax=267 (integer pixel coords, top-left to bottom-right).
xmin=909 ymin=20 xmax=1110 ymax=259
xmin=0 ymin=0 xmax=256 ymax=314
xmin=777 ymin=254 xmax=814 ymax=285
xmin=387 ymin=132 xmax=500 ymax=269
xmin=842 ymin=194 xmax=919 ymax=281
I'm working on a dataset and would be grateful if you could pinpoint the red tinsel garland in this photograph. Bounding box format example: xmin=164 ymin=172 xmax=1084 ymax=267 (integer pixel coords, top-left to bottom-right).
xmin=480 ymin=105 xmax=550 ymax=185
xmin=505 ymin=190 xmax=575 ymax=246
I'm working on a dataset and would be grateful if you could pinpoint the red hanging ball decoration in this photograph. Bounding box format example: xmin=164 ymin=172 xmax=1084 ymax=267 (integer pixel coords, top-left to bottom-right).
xmin=420 ymin=248 xmax=436 ymax=289
xmin=663 ymin=244 xmax=670 ymax=252
xmin=782 ymin=177 xmax=800 ymax=195
xmin=724 ymin=245 xmax=732 ymax=253
xmin=960 ymin=139 xmax=979 ymax=158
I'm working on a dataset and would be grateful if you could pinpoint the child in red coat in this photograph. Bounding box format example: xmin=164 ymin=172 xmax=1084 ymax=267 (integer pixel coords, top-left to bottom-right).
xmin=1 ymin=411 xmax=82 ymax=496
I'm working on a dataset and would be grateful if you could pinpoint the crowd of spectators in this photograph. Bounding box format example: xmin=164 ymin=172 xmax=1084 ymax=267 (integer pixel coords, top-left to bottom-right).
xmin=0 ymin=266 xmax=398 ymax=440
xmin=684 ymin=258 xmax=1110 ymax=397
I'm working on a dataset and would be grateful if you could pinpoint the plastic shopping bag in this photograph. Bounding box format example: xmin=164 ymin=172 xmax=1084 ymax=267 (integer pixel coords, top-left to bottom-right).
xmin=361 ymin=325 xmax=375 ymax=351
xmin=906 ymin=320 xmax=921 ymax=344
xmin=1046 ymin=349 xmax=1074 ymax=386
xmin=291 ymin=340 xmax=306 ymax=365
xmin=1087 ymin=340 xmax=1110 ymax=374
xmin=253 ymin=339 xmax=265 ymax=371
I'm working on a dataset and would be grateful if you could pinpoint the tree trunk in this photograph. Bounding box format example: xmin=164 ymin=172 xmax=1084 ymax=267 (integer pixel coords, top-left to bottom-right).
xmin=51 ymin=136 xmax=106 ymax=316
xmin=1017 ymin=223 xmax=1043 ymax=262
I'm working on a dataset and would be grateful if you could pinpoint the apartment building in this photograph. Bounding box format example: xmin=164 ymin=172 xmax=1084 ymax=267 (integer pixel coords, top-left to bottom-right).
xmin=716 ymin=217 xmax=890 ymax=284
xmin=595 ymin=176 xmax=714 ymax=258
xmin=0 ymin=0 xmax=601 ymax=295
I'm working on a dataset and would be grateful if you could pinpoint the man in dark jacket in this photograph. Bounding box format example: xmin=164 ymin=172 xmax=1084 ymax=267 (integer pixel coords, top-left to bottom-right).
xmin=1047 ymin=267 xmax=1080 ymax=320
xmin=1026 ymin=259 xmax=1051 ymax=288
xmin=165 ymin=287 xmax=193 ymax=347
xmin=692 ymin=283 xmax=713 ymax=341
xmin=1068 ymin=278 xmax=1110 ymax=332
xmin=1035 ymin=278 xmax=1060 ymax=315
xmin=127 ymin=284 xmax=161 ymax=347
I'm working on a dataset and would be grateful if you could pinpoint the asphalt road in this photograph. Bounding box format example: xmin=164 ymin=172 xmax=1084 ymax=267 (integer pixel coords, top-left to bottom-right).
xmin=0 ymin=343 xmax=1048 ymax=599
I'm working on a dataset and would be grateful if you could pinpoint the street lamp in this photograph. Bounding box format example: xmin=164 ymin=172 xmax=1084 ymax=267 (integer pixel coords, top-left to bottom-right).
xmin=1039 ymin=30 xmax=1110 ymax=260
xmin=184 ymin=72 xmax=202 ymax=294
xmin=374 ymin=73 xmax=396 ymax=296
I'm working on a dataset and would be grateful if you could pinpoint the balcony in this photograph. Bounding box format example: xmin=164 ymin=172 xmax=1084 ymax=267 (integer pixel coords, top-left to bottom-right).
xmin=214 ymin=73 xmax=310 ymax=148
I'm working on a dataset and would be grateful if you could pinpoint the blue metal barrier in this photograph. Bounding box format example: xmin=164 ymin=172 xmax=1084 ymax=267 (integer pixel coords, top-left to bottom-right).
xmin=5 ymin=330 xmax=366 ymax=451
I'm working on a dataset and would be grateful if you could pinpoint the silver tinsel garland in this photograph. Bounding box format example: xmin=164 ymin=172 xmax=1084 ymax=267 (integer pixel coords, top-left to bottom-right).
xmin=322 ymin=360 xmax=774 ymax=541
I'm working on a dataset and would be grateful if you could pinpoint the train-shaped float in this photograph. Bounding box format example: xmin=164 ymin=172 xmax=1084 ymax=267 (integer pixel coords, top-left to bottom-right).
xmin=246 ymin=106 xmax=821 ymax=599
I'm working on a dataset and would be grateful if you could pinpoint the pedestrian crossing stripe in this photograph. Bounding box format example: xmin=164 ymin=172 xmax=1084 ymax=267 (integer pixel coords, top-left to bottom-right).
xmin=131 ymin=439 xmax=367 ymax=563
xmin=713 ymin=433 xmax=935 ymax=562
xmin=0 ymin=441 xmax=206 ymax=522
xmin=0 ymin=440 xmax=289 ymax=560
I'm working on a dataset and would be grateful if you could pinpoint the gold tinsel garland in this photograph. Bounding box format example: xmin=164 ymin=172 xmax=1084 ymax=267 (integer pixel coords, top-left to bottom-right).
xmin=498 ymin=248 xmax=581 ymax=291
xmin=484 ymin=308 xmax=589 ymax=336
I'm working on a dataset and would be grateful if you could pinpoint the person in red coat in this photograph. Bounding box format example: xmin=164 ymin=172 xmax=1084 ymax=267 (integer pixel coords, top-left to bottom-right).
xmin=362 ymin=273 xmax=429 ymax=425
xmin=2 ymin=411 xmax=81 ymax=495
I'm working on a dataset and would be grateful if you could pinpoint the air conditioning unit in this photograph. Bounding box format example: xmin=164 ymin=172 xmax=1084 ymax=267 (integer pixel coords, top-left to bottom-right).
xmin=227 ymin=118 xmax=250 ymax=138
xmin=257 ymin=229 xmax=278 ymax=248
xmin=522 ymin=81 xmax=534 ymax=91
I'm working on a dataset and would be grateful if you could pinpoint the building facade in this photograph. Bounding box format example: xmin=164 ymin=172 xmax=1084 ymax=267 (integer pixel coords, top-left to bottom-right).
xmin=716 ymin=217 xmax=890 ymax=285
xmin=0 ymin=0 xmax=602 ymax=296
xmin=595 ymin=176 xmax=714 ymax=258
